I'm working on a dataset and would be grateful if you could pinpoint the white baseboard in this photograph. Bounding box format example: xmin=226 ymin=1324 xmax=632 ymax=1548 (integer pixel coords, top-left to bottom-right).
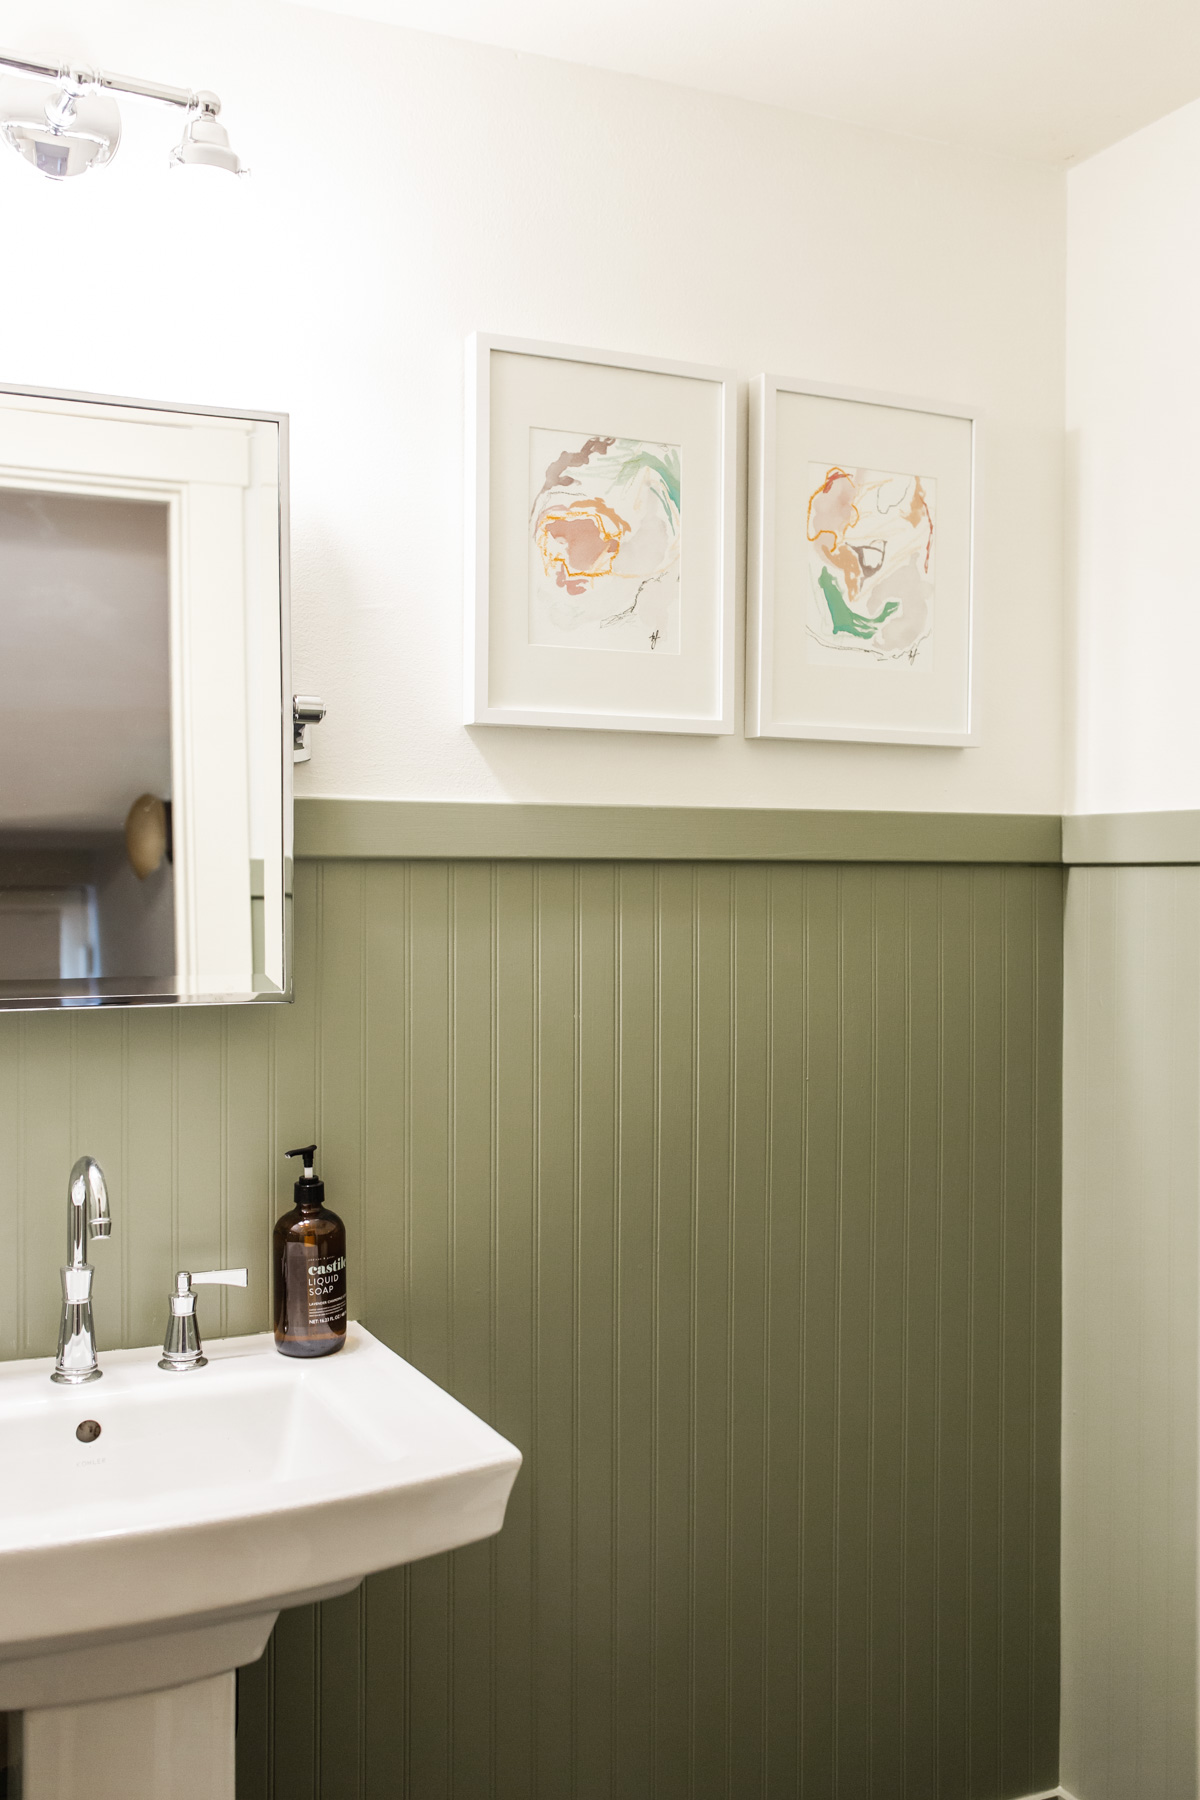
xmin=1017 ymin=1787 xmax=1074 ymax=1800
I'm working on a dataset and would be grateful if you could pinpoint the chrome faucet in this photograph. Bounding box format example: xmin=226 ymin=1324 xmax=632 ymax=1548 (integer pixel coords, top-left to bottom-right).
xmin=51 ymin=1156 xmax=111 ymax=1385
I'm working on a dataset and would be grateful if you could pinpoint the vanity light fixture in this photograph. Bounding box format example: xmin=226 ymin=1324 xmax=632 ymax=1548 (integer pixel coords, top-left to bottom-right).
xmin=171 ymin=97 xmax=243 ymax=174
xmin=0 ymin=50 xmax=247 ymax=179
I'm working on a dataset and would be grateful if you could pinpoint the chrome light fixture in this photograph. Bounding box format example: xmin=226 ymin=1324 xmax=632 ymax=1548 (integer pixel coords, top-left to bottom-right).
xmin=171 ymin=94 xmax=241 ymax=174
xmin=0 ymin=77 xmax=121 ymax=178
xmin=0 ymin=51 xmax=247 ymax=179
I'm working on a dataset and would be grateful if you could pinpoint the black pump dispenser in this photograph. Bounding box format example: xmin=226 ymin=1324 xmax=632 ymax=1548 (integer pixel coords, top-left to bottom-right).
xmin=285 ymin=1144 xmax=324 ymax=1207
xmin=274 ymin=1142 xmax=346 ymax=1357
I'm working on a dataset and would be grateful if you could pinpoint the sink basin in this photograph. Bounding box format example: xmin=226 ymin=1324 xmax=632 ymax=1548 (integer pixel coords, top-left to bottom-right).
xmin=0 ymin=1322 xmax=521 ymax=1800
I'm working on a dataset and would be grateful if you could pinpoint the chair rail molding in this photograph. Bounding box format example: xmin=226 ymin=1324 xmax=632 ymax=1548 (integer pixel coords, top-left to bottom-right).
xmin=295 ymin=798 xmax=1063 ymax=865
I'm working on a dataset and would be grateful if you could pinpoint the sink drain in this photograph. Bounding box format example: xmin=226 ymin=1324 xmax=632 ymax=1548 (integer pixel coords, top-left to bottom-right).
xmin=76 ymin=1419 xmax=101 ymax=1443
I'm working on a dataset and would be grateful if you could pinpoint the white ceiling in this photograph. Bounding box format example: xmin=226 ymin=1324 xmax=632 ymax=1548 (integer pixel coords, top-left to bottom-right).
xmin=297 ymin=0 xmax=1200 ymax=164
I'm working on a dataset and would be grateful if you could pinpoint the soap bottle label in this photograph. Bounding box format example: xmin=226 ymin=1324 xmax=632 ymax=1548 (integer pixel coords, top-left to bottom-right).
xmin=306 ymin=1252 xmax=347 ymax=1328
xmin=283 ymin=1243 xmax=347 ymax=1336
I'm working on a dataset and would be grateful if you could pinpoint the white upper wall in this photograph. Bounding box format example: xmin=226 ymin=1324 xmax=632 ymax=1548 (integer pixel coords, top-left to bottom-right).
xmin=0 ymin=0 xmax=1066 ymax=813
xmin=1067 ymin=98 xmax=1200 ymax=814
xmin=300 ymin=0 xmax=1200 ymax=166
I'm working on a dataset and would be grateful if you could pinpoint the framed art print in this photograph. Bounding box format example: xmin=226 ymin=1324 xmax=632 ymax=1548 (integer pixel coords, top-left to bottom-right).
xmin=747 ymin=374 xmax=977 ymax=745
xmin=466 ymin=334 xmax=736 ymax=733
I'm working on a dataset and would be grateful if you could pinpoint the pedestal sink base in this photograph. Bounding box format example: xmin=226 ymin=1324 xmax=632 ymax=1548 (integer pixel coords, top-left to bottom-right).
xmin=0 ymin=1606 xmax=282 ymax=1712
xmin=23 ymin=1671 xmax=235 ymax=1800
xmin=0 ymin=1577 xmax=359 ymax=1712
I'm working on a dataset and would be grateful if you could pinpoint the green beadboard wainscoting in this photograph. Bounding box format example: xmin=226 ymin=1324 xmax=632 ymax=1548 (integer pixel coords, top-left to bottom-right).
xmin=0 ymin=857 xmax=1062 ymax=1800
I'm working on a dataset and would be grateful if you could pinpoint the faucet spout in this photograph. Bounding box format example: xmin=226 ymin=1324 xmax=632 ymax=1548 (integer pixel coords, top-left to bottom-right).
xmin=53 ymin=1156 xmax=111 ymax=1385
xmin=66 ymin=1156 xmax=110 ymax=1264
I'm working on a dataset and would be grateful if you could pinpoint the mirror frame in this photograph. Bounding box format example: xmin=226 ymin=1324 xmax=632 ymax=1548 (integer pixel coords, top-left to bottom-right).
xmin=0 ymin=381 xmax=293 ymax=1010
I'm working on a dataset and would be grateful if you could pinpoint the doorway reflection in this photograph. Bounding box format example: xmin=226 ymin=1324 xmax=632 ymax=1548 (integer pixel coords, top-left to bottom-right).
xmin=0 ymin=488 xmax=174 ymax=994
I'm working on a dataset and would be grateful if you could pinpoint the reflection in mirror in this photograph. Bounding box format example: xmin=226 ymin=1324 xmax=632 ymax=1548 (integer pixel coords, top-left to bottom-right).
xmin=0 ymin=390 xmax=290 ymax=1009
xmin=0 ymin=490 xmax=175 ymax=988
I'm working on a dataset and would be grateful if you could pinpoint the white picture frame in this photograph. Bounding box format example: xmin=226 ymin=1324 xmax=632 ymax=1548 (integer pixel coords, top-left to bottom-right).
xmin=748 ymin=373 xmax=978 ymax=745
xmin=466 ymin=333 xmax=737 ymax=733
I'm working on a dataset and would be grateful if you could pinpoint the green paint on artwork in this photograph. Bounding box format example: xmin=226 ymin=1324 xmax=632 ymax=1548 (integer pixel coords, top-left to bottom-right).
xmin=609 ymin=444 xmax=681 ymax=520
xmin=819 ymin=567 xmax=899 ymax=639
xmin=624 ymin=452 xmax=680 ymax=514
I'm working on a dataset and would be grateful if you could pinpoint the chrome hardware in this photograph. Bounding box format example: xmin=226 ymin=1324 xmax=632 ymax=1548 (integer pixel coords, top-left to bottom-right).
xmin=0 ymin=51 xmax=248 ymax=181
xmin=51 ymin=1156 xmax=111 ymax=1386
xmin=293 ymin=695 xmax=325 ymax=763
xmin=159 ymin=1268 xmax=248 ymax=1371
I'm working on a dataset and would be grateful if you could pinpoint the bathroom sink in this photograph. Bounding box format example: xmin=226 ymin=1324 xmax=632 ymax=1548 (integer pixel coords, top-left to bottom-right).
xmin=0 ymin=1322 xmax=521 ymax=1712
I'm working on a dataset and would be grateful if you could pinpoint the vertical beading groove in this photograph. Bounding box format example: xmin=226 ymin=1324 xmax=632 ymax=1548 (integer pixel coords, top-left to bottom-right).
xmin=401 ymin=861 xmax=414 ymax=1799
xmin=933 ymin=866 xmax=946 ymax=1795
xmin=219 ymin=1005 xmax=229 ymax=1335
xmin=996 ymin=867 xmax=1011 ymax=1800
xmin=649 ymin=861 xmax=662 ymax=1793
xmin=15 ymin=1015 xmax=27 ymax=1355
xmin=170 ymin=1007 xmax=181 ymax=1284
xmin=357 ymin=864 xmax=369 ymax=1798
xmin=266 ymin=987 xmax=277 ymax=1329
xmin=722 ymin=864 xmax=736 ymax=1800
xmin=530 ymin=863 xmax=543 ymax=1800
xmin=832 ymin=864 xmax=846 ymax=1798
xmin=866 ymin=865 xmax=880 ymax=1799
xmin=446 ymin=862 xmax=458 ymax=1789
xmin=1026 ymin=871 xmax=1042 ymax=1787
xmin=313 ymin=862 xmax=325 ymax=1146
xmin=688 ymin=864 xmax=700 ymax=1799
xmin=611 ymin=863 xmax=624 ymax=1792
xmin=965 ymin=868 xmax=979 ymax=1796
xmin=358 ymin=861 xmax=368 ymax=1333
xmin=760 ymin=867 xmax=776 ymax=1793
xmin=313 ymin=1601 xmax=322 ymax=1800
xmin=899 ymin=867 xmax=913 ymax=1799
xmin=488 ymin=860 xmax=500 ymax=1800
xmin=570 ymin=860 xmax=583 ymax=1800
xmin=797 ymin=866 xmax=810 ymax=1790
xmin=120 ymin=1010 xmax=130 ymax=1346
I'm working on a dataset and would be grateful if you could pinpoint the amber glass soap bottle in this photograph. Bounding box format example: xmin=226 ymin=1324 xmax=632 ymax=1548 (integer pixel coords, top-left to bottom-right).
xmin=273 ymin=1144 xmax=347 ymax=1357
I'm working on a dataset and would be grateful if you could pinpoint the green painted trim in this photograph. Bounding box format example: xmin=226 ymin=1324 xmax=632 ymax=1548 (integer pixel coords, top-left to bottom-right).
xmin=1062 ymin=811 xmax=1200 ymax=866
xmin=295 ymin=798 xmax=1063 ymax=864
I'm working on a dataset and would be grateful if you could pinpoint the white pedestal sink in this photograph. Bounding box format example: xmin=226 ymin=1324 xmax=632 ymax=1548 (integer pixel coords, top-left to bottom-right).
xmin=0 ymin=1323 xmax=521 ymax=1799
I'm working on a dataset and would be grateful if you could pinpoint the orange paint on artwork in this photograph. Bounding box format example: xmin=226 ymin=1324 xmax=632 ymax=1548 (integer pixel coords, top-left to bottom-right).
xmin=905 ymin=475 xmax=934 ymax=572
xmin=806 ymin=468 xmax=859 ymax=549
xmin=806 ymin=467 xmax=864 ymax=599
xmin=536 ymin=496 xmax=631 ymax=592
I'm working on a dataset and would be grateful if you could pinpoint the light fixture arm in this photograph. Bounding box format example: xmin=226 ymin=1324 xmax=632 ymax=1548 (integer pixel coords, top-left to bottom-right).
xmin=0 ymin=49 xmax=222 ymax=118
xmin=0 ymin=49 xmax=245 ymax=177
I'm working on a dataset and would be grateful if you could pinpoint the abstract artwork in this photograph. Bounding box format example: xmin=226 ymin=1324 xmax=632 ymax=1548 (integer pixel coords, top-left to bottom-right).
xmin=468 ymin=333 xmax=735 ymax=732
xmin=528 ymin=430 xmax=682 ymax=654
xmin=805 ymin=463 xmax=935 ymax=664
xmin=746 ymin=373 xmax=975 ymax=744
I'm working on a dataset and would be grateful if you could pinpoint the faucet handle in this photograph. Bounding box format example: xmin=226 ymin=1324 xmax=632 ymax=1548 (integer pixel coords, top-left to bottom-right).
xmin=158 ymin=1268 xmax=248 ymax=1372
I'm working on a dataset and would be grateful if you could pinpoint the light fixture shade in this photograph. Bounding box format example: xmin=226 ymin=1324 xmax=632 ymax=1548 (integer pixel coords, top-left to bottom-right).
xmin=171 ymin=110 xmax=245 ymax=175
xmin=0 ymin=78 xmax=120 ymax=179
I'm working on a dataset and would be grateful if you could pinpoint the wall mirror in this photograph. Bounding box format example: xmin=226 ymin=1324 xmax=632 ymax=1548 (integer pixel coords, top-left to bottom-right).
xmin=0 ymin=385 xmax=291 ymax=1008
